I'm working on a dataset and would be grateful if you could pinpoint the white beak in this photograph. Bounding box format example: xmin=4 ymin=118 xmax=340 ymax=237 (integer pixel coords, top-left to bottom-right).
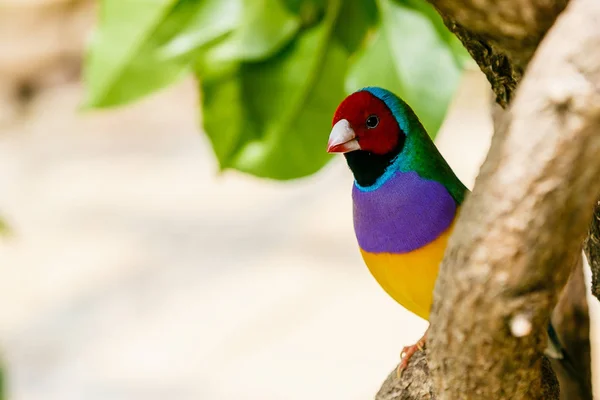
xmin=327 ymin=119 xmax=361 ymax=153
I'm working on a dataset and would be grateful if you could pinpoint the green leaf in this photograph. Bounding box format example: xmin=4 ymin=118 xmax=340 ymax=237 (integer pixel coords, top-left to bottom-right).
xmin=345 ymin=31 xmax=402 ymax=100
xmin=392 ymin=0 xmax=471 ymax=67
xmin=84 ymin=0 xmax=242 ymax=108
xmin=334 ymin=0 xmax=378 ymax=52
xmin=393 ymin=0 xmax=449 ymax=39
xmin=281 ymin=0 xmax=326 ymax=24
xmin=158 ymin=0 xmax=242 ymax=59
xmin=205 ymin=0 xmax=301 ymax=62
xmin=448 ymin=35 xmax=472 ymax=68
xmin=201 ymin=66 xmax=247 ymax=164
xmin=200 ymin=0 xmax=347 ymax=179
xmin=346 ymin=0 xmax=464 ymax=137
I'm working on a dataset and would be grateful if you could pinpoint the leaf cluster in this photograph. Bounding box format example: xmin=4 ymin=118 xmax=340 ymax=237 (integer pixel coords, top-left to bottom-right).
xmin=84 ymin=0 xmax=469 ymax=179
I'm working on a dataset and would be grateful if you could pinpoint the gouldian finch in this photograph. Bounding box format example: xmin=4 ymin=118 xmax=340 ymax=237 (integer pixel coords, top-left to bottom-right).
xmin=327 ymin=87 xmax=574 ymax=376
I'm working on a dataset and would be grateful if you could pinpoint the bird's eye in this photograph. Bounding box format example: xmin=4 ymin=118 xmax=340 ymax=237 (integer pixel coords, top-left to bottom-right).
xmin=366 ymin=115 xmax=379 ymax=129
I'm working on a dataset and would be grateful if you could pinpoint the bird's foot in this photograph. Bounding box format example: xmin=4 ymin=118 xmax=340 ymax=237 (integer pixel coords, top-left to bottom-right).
xmin=396 ymin=329 xmax=428 ymax=379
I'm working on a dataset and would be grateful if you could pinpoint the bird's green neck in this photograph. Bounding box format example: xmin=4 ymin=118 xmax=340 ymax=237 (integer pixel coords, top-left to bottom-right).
xmin=394 ymin=121 xmax=467 ymax=204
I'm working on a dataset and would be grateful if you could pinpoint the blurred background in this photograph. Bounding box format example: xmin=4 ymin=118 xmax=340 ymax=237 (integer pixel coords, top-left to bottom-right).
xmin=0 ymin=1 xmax=597 ymax=400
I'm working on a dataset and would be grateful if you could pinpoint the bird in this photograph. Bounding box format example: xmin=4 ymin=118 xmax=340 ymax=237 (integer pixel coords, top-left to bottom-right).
xmin=326 ymin=86 xmax=575 ymax=377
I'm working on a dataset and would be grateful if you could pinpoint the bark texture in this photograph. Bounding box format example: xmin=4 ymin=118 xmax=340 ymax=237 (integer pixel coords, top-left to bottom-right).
xmin=584 ymin=201 xmax=600 ymax=300
xmin=376 ymin=0 xmax=600 ymax=398
xmin=376 ymin=352 xmax=434 ymax=400
xmin=375 ymin=352 xmax=559 ymax=400
xmin=427 ymin=0 xmax=567 ymax=106
xmin=493 ymin=106 xmax=592 ymax=400
xmin=493 ymin=89 xmax=592 ymax=400
xmin=428 ymin=0 xmax=600 ymax=398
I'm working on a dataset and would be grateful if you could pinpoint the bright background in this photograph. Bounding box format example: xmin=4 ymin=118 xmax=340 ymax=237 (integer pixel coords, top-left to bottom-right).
xmin=0 ymin=1 xmax=598 ymax=400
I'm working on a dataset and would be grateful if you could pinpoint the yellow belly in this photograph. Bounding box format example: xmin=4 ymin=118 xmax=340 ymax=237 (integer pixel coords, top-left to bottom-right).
xmin=360 ymin=222 xmax=455 ymax=320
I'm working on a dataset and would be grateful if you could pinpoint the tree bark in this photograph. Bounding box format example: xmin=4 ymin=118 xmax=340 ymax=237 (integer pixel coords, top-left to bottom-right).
xmin=377 ymin=0 xmax=600 ymax=398
xmin=584 ymin=200 xmax=600 ymax=300
xmin=427 ymin=0 xmax=567 ymax=106
xmin=428 ymin=0 xmax=600 ymax=396
xmin=492 ymin=103 xmax=592 ymax=400
xmin=375 ymin=351 xmax=559 ymax=400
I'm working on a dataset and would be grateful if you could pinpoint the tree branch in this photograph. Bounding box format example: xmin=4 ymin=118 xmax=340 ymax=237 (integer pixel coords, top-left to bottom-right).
xmin=375 ymin=352 xmax=560 ymax=400
xmin=427 ymin=0 xmax=568 ymax=106
xmin=377 ymin=0 xmax=600 ymax=397
xmin=492 ymin=99 xmax=592 ymax=400
xmin=428 ymin=0 xmax=600 ymax=398
xmin=376 ymin=352 xmax=433 ymax=400
xmin=584 ymin=200 xmax=600 ymax=300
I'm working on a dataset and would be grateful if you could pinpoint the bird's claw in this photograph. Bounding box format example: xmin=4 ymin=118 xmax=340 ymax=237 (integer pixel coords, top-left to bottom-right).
xmin=395 ymin=333 xmax=428 ymax=380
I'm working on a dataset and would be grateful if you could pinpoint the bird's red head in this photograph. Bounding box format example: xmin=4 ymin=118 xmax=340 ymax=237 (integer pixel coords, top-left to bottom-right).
xmin=328 ymin=91 xmax=401 ymax=155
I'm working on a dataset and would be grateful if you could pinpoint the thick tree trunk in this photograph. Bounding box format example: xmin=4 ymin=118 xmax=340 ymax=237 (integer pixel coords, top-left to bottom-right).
xmin=429 ymin=0 xmax=600 ymax=396
xmin=377 ymin=0 xmax=600 ymax=398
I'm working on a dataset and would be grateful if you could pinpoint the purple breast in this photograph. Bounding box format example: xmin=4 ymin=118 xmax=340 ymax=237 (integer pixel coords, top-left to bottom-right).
xmin=352 ymin=171 xmax=457 ymax=254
